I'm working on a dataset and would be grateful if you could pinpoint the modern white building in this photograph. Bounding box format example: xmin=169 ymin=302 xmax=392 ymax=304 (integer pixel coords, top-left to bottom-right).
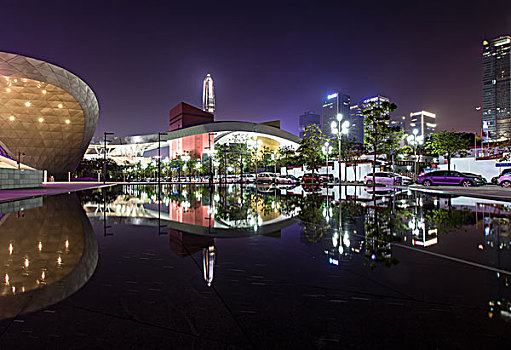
xmin=409 ymin=111 xmax=436 ymax=139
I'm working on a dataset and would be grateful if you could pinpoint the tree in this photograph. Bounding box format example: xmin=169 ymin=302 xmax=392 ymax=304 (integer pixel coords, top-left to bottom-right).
xmin=425 ymin=130 xmax=470 ymax=170
xmin=363 ymin=101 xmax=398 ymax=184
xmin=297 ymin=124 xmax=325 ymax=174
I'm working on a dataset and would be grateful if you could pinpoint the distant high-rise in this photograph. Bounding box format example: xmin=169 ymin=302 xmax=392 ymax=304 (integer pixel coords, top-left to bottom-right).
xmin=482 ymin=36 xmax=511 ymax=140
xmin=390 ymin=115 xmax=407 ymax=133
xmin=322 ymin=92 xmax=350 ymax=140
xmin=202 ymin=73 xmax=215 ymax=113
xmin=409 ymin=111 xmax=436 ymax=139
xmin=362 ymin=95 xmax=390 ymax=109
xmin=298 ymin=111 xmax=321 ymax=137
xmin=348 ymin=104 xmax=365 ymax=144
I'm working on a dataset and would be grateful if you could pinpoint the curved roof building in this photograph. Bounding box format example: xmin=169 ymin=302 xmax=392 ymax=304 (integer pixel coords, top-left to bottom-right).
xmin=0 ymin=51 xmax=99 ymax=175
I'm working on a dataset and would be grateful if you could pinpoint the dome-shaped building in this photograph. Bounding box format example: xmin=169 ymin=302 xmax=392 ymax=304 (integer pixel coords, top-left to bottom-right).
xmin=0 ymin=51 xmax=99 ymax=176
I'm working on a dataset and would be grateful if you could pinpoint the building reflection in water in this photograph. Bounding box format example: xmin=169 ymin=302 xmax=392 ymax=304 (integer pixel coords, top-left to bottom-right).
xmin=0 ymin=194 xmax=98 ymax=320
xmin=80 ymin=184 xmax=511 ymax=314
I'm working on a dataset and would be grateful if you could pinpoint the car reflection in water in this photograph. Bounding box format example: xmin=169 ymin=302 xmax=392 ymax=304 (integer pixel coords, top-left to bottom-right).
xmin=81 ymin=184 xmax=511 ymax=321
xmin=0 ymin=194 xmax=98 ymax=320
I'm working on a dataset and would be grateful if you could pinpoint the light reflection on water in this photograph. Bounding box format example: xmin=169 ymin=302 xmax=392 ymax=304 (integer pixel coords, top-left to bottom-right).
xmin=1 ymin=184 xmax=511 ymax=326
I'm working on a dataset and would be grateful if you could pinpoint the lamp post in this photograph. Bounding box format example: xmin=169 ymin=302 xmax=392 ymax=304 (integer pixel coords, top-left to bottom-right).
xmin=406 ymin=129 xmax=424 ymax=180
xmin=182 ymin=154 xmax=191 ymax=182
xmin=103 ymin=132 xmax=114 ymax=184
xmin=330 ymin=114 xmax=350 ymax=184
xmin=248 ymin=138 xmax=263 ymax=177
xmin=322 ymin=141 xmax=333 ymax=183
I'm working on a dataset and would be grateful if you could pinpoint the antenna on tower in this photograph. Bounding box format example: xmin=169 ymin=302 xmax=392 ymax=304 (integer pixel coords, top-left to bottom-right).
xmin=202 ymin=74 xmax=215 ymax=113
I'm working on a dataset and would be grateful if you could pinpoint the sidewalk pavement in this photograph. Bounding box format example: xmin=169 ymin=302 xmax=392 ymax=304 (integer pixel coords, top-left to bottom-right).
xmin=0 ymin=182 xmax=115 ymax=203
xmin=409 ymin=184 xmax=511 ymax=203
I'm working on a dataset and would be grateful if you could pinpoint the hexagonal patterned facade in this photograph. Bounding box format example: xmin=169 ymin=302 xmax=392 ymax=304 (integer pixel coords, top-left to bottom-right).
xmin=0 ymin=51 xmax=99 ymax=175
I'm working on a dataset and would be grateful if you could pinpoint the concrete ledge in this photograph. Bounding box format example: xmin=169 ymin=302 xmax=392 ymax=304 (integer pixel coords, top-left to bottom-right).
xmin=0 ymin=168 xmax=42 ymax=189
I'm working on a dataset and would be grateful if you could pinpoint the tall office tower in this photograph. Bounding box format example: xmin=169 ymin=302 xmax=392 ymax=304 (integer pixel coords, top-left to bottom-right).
xmin=482 ymin=36 xmax=511 ymax=140
xmin=410 ymin=111 xmax=437 ymax=139
xmin=298 ymin=111 xmax=321 ymax=137
xmin=202 ymin=73 xmax=215 ymax=113
xmin=362 ymin=95 xmax=390 ymax=109
xmin=322 ymin=92 xmax=350 ymax=140
xmin=390 ymin=115 xmax=407 ymax=133
xmin=348 ymin=104 xmax=365 ymax=144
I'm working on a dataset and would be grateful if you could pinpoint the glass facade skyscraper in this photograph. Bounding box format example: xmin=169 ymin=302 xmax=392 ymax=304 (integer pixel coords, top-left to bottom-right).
xmin=298 ymin=111 xmax=320 ymax=138
xmin=321 ymin=92 xmax=350 ymax=140
xmin=482 ymin=36 xmax=511 ymax=140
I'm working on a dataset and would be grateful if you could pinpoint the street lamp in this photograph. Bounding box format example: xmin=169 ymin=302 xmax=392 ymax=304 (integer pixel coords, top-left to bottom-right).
xmin=103 ymin=132 xmax=114 ymax=184
xmin=406 ymin=129 xmax=424 ymax=180
xmin=330 ymin=114 xmax=350 ymax=184
xmin=322 ymin=141 xmax=333 ymax=182
xmin=248 ymin=138 xmax=263 ymax=176
xmin=182 ymin=154 xmax=191 ymax=182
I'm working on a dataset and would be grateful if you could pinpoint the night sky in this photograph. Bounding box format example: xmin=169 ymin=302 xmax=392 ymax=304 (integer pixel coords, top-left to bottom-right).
xmin=2 ymin=0 xmax=510 ymax=137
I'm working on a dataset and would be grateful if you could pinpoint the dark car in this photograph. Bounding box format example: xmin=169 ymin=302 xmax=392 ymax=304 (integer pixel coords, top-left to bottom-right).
xmin=417 ymin=170 xmax=485 ymax=187
xmin=301 ymin=173 xmax=320 ymax=183
xmin=461 ymin=172 xmax=487 ymax=184
xmin=318 ymin=174 xmax=334 ymax=184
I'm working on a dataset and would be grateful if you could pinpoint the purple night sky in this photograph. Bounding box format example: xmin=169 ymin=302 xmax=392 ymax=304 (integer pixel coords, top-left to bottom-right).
xmin=2 ymin=0 xmax=510 ymax=137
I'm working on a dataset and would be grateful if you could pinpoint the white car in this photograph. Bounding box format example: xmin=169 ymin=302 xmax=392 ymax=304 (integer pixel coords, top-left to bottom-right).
xmin=256 ymin=172 xmax=276 ymax=184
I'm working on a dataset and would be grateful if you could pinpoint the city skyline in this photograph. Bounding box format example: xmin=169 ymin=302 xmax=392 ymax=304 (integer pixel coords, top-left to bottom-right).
xmin=1 ymin=0 xmax=510 ymax=138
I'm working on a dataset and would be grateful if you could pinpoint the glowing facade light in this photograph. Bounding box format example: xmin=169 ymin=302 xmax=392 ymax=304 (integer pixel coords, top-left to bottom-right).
xmin=65 ymin=119 xmax=70 ymax=124
xmin=58 ymin=103 xmax=63 ymax=108
xmin=4 ymin=274 xmax=9 ymax=284
xmin=327 ymin=93 xmax=338 ymax=99
xmin=38 ymin=117 xmax=44 ymax=123
xmin=38 ymin=241 xmax=42 ymax=251
xmin=24 ymin=257 xmax=29 ymax=268
xmin=24 ymin=101 xmax=31 ymax=107
xmin=42 ymin=89 xmax=47 ymax=94
xmin=202 ymin=73 xmax=215 ymax=113
xmin=9 ymin=115 xmax=15 ymax=121
xmin=8 ymin=243 xmax=13 ymax=255
xmin=6 ymin=87 xmax=11 ymax=92
xmin=336 ymin=113 xmax=343 ymax=121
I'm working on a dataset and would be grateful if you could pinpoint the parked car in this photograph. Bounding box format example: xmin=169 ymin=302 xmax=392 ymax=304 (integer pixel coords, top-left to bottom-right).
xmin=278 ymin=174 xmax=300 ymax=184
xmin=492 ymin=168 xmax=511 ymax=185
xmin=275 ymin=175 xmax=293 ymax=185
xmin=416 ymin=170 xmax=485 ymax=187
xmin=400 ymin=175 xmax=413 ymax=185
xmin=363 ymin=172 xmax=402 ymax=186
xmin=241 ymin=174 xmax=256 ymax=183
xmin=497 ymin=168 xmax=511 ymax=187
xmin=256 ymin=172 xmax=276 ymax=184
xmin=461 ymin=172 xmax=487 ymax=184
xmin=301 ymin=173 xmax=320 ymax=183
xmin=318 ymin=174 xmax=335 ymax=184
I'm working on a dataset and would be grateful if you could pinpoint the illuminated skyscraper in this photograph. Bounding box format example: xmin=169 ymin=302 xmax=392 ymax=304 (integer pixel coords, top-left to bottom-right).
xmin=409 ymin=111 xmax=436 ymax=139
xmin=482 ymin=36 xmax=511 ymax=140
xmin=202 ymin=73 xmax=215 ymax=113
xmin=322 ymin=92 xmax=350 ymax=140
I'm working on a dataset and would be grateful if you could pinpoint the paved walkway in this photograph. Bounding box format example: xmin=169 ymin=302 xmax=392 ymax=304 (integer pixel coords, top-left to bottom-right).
xmin=409 ymin=184 xmax=511 ymax=202
xmin=0 ymin=182 xmax=115 ymax=203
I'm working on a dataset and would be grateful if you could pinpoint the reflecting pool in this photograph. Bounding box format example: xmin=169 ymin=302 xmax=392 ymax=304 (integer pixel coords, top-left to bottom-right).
xmin=0 ymin=184 xmax=510 ymax=348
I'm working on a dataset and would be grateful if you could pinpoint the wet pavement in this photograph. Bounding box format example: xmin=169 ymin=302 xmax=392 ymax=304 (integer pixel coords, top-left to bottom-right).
xmin=0 ymin=184 xmax=510 ymax=349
